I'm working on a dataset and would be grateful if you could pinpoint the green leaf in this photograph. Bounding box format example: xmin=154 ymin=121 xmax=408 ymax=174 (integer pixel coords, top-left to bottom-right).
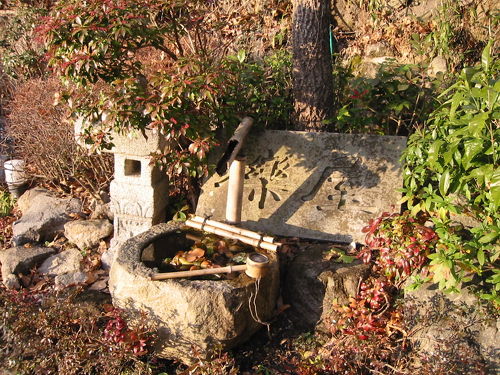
xmin=491 ymin=185 xmax=500 ymax=208
xmin=462 ymin=139 xmax=484 ymax=170
xmin=442 ymin=141 xmax=458 ymax=165
xmin=491 ymin=168 xmax=500 ymax=207
xmin=469 ymin=113 xmax=488 ymax=137
xmin=479 ymin=231 xmax=498 ymax=244
xmin=339 ymin=254 xmax=356 ymax=264
xmin=481 ymin=40 xmax=492 ymax=72
xmin=428 ymin=139 xmax=443 ymax=168
xmin=439 ymin=169 xmax=451 ymax=196
xmin=477 ymin=248 xmax=485 ymax=266
xmin=450 ymin=91 xmax=463 ymax=118
xmin=471 ymin=87 xmax=487 ymax=100
xmin=237 ymin=50 xmax=246 ymax=63
xmin=469 ymin=166 xmax=485 ymax=181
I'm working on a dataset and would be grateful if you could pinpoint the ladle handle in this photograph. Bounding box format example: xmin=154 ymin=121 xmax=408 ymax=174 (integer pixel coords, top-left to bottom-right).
xmin=151 ymin=264 xmax=247 ymax=280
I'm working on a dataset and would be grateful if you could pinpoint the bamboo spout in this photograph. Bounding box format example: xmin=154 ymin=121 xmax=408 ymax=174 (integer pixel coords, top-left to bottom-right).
xmin=226 ymin=156 xmax=246 ymax=224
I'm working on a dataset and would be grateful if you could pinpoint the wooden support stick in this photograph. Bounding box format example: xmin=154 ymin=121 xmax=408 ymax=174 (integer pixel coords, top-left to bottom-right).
xmin=151 ymin=264 xmax=247 ymax=280
xmin=185 ymin=219 xmax=278 ymax=252
xmin=190 ymin=216 xmax=276 ymax=244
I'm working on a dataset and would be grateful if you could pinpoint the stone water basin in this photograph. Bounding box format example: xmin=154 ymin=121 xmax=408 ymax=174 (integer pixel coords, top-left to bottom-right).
xmin=108 ymin=221 xmax=279 ymax=363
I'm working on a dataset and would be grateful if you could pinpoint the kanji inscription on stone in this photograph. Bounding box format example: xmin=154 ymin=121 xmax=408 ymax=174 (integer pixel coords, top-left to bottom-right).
xmin=196 ymin=131 xmax=406 ymax=243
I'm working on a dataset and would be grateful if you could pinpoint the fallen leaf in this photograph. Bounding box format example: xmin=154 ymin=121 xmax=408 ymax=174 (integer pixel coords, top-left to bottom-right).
xmin=86 ymin=271 xmax=98 ymax=284
xmin=31 ymin=279 xmax=48 ymax=292
xmin=19 ymin=274 xmax=32 ymax=288
xmin=185 ymin=247 xmax=205 ymax=262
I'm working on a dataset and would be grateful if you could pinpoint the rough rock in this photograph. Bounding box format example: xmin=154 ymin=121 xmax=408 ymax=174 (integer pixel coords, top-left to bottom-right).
xmin=55 ymin=271 xmax=88 ymax=290
xmin=283 ymin=244 xmax=370 ymax=330
xmin=428 ymin=55 xmax=447 ymax=77
xmin=12 ymin=188 xmax=82 ymax=246
xmin=3 ymin=274 xmax=21 ymax=289
xmin=38 ymin=248 xmax=83 ymax=276
xmin=0 ymin=246 xmax=56 ymax=289
xmin=405 ymin=284 xmax=499 ymax=373
xmin=365 ymin=42 xmax=393 ymax=58
xmin=90 ymin=202 xmax=114 ymax=221
xmin=64 ymin=219 xmax=113 ymax=250
xmin=100 ymin=246 xmax=118 ymax=270
xmin=109 ymin=221 xmax=280 ymax=364
xmin=409 ymin=0 xmax=441 ymax=20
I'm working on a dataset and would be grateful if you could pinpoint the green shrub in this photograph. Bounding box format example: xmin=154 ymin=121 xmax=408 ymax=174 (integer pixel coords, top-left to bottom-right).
xmin=333 ymin=60 xmax=443 ymax=135
xmin=0 ymin=189 xmax=15 ymax=217
xmin=402 ymin=41 xmax=499 ymax=303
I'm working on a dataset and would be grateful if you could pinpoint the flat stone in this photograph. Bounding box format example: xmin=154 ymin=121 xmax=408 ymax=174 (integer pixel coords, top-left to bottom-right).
xmin=64 ymin=219 xmax=113 ymax=250
xmin=197 ymin=131 xmax=406 ymax=243
xmin=109 ymin=221 xmax=279 ymax=364
xmin=38 ymin=248 xmax=83 ymax=276
xmin=12 ymin=188 xmax=83 ymax=246
xmin=405 ymin=284 xmax=499 ymax=373
xmin=283 ymin=244 xmax=370 ymax=329
xmin=0 ymin=246 xmax=56 ymax=289
xmin=365 ymin=42 xmax=393 ymax=58
xmin=55 ymin=271 xmax=88 ymax=290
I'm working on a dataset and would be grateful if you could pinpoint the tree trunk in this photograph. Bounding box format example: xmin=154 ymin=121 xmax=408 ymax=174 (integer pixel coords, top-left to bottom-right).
xmin=292 ymin=0 xmax=334 ymax=131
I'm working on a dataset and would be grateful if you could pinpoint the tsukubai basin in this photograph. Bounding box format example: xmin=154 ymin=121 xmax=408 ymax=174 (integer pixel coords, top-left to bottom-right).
xmin=108 ymin=221 xmax=279 ymax=364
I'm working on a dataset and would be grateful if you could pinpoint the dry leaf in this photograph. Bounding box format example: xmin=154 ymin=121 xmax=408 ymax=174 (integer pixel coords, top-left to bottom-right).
xmin=185 ymin=247 xmax=205 ymax=262
xmin=85 ymin=271 xmax=98 ymax=284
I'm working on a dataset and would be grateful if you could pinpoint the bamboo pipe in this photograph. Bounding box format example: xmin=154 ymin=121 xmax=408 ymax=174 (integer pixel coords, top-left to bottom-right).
xmin=184 ymin=219 xmax=278 ymax=252
xmin=226 ymin=157 xmax=246 ymax=224
xmin=190 ymin=216 xmax=276 ymax=244
xmin=151 ymin=264 xmax=247 ymax=280
xmin=215 ymin=117 xmax=254 ymax=176
xmin=185 ymin=233 xmax=202 ymax=242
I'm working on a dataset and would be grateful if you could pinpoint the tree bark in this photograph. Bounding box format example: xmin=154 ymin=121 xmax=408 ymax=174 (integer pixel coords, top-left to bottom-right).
xmin=292 ymin=0 xmax=334 ymax=131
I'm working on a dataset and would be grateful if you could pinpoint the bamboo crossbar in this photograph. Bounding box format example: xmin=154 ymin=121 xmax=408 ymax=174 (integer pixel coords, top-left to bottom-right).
xmin=184 ymin=219 xmax=279 ymax=252
xmin=190 ymin=215 xmax=276 ymax=243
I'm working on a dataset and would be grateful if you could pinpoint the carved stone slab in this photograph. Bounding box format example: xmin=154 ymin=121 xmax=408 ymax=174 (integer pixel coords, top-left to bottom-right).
xmin=196 ymin=131 xmax=407 ymax=243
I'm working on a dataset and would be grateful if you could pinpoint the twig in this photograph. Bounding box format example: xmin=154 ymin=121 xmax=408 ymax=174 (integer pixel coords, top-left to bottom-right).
xmin=384 ymin=363 xmax=407 ymax=374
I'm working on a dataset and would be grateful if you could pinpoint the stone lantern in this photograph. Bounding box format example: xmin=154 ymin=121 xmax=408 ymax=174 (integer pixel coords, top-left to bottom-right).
xmin=106 ymin=129 xmax=169 ymax=262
